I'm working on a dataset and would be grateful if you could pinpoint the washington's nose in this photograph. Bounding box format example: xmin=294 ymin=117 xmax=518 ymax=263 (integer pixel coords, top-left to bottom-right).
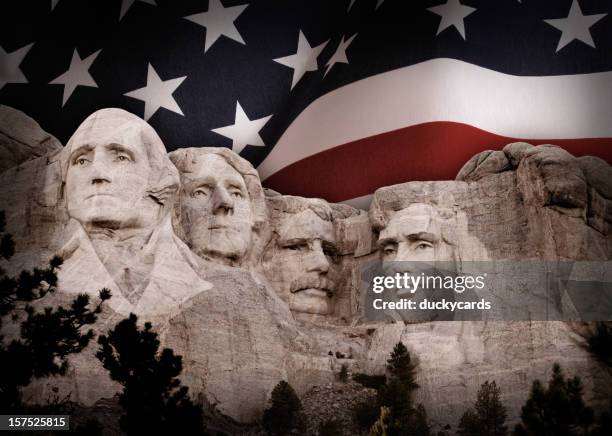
xmin=306 ymin=241 xmax=330 ymax=274
xmin=89 ymin=159 xmax=111 ymax=185
xmin=212 ymin=187 xmax=234 ymax=215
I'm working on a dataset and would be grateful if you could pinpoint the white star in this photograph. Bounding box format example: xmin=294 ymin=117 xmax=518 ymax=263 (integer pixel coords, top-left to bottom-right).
xmin=184 ymin=0 xmax=248 ymax=52
xmin=273 ymin=31 xmax=329 ymax=90
xmin=0 ymin=43 xmax=33 ymax=90
xmin=49 ymin=49 xmax=101 ymax=106
xmin=376 ymin=0 xmax=384 ymax=10
xmin=427 ymin=0 xmax=476 ymax=40
xmin=119 ymin=0 xmax=156 ymax=21
xmin=324 ymin=34 xmax=358 ymax=77
xmin=544 ymin=0 xmax=607 ymax=52
xmin=51 ymin=0 xmax=60 ymax=10
xmin=124 ymin=63 xmax=186 ymax=121
xmin=211 ymin=102 xmax=271 ymax=155
xmin=347 ymin=0 xmax=356 ymax=12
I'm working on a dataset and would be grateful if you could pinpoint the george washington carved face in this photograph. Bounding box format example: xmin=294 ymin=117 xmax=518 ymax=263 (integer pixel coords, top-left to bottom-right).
xmin=64 ymin=109 xmax=173 ymax=231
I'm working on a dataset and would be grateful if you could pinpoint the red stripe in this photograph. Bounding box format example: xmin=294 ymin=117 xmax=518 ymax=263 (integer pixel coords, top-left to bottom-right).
xmin=262 ymin=121 xmax=612 ymax=203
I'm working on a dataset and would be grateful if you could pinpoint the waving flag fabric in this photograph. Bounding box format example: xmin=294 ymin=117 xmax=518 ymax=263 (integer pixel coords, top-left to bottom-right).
xmin=1 ymin=0 xmax=611 ymax=207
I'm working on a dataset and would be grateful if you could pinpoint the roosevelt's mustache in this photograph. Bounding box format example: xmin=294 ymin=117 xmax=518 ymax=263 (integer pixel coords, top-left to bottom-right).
xmin=290 ymin=276 xmax=336 ymax=295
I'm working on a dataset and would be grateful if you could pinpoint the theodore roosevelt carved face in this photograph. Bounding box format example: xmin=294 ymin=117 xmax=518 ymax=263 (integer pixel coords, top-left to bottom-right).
xmin=262 ymin=198 xmax=340 ymax=315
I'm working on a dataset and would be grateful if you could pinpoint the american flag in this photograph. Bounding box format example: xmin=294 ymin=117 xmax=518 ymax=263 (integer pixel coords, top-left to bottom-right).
xmin=1 ymin=0 xmax=611 ymax=208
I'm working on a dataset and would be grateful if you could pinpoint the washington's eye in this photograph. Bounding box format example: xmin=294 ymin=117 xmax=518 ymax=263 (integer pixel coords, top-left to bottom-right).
xmin=230 ymin=191 xmax=243 ymax=199
xmin=415 ymin=242 xmax=433 ymax=250
xmin=116 ymin=154 xmax=131 ymax=162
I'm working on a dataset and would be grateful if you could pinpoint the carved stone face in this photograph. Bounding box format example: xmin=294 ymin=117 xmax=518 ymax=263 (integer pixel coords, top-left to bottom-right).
xmin=264 ymin=209 xmax=339 ymax=315
xmin=179 ymin=154 xmax=253 ymax=264
xmin=521 ymin=146 xmax=587 ymax=209
xmin=378 ymin=203 xmax=454 ymax=273
xmin=65 ymin=137 xmax=155 ymax=230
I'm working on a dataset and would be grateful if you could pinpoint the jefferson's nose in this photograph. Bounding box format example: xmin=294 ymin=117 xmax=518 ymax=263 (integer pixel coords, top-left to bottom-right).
xmin=211 ymin=187 xmax=234 ymax=215
xmin=306 ymin=240 xmax=330 ymax=274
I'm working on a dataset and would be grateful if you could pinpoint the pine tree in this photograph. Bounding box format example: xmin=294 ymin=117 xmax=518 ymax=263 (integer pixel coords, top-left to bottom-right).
xmin=513 ymin=363 xmax=594 ymax=436
xmin=458 ymin=381 xmax=507 ymax=436
xmin=411 ymin=403 xmax=432 ymax=436
xmin=386 ymin=341 xmax=418 ymax=386
xmin=96 ymin=313 xmax=206 ymax=436
xmin=262 ymin=380 xmax=302 ymax=435
xmin=339 ymin=363 xmax=348 ymax=382
xmin=592 ymin=399 xmax=612 ymax=436
xmin=369 ymin=406 xmax=391 ymax=436
xmin=588 ymin=322 xmax=612 ymax=367
xmin=586 ymin=322 xmax=612 ymax=435
xmin=458 ymin=409 xmax=481 ymax=436
xmin=0 ymin=210 xmax=111 ymax=411
xmin=376 ymin=341 xmax=429 ymax=436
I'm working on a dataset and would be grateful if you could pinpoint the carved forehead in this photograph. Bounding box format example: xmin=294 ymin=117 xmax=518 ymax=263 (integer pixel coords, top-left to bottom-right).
xmin=379 ymin=204 xmax=442 ymax=240
xmin=184 ymin=154 xmax=246 ymax=186
xmin=66 ymin=108 xmax=165 ymax=165
xmin=278 ymin=209 xmax=336 ymax=243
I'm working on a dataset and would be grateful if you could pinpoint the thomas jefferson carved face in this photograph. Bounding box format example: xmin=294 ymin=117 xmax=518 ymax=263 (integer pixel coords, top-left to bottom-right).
xmin=179 ymin=154 xmax=253 ymax=264
xmin=263 ymin=208 xmax=339 ymax=315
xmin=65 ymin=124 xmax=159 ymax=231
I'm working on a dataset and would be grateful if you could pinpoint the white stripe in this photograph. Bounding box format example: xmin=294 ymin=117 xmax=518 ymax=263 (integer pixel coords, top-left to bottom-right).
xmin=258 ymin=58 xmax=612 ymax=179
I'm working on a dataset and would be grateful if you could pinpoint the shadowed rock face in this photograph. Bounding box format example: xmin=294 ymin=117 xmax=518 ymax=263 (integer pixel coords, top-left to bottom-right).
xmin=456 ymin=142 xmax=612 ymax=259
xmin=365 ymin=142 xmax=612 ymax=426
xmin=1 ymin=107 xmax=611 ymax=429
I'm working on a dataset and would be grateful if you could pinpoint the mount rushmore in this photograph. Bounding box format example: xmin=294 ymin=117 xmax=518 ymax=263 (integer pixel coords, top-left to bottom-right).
xmin=0 ymin=105 xmax=611 ymax=426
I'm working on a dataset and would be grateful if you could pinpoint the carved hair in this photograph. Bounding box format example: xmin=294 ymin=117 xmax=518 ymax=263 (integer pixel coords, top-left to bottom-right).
xmin=265 ymin=195 xmax=335 ymax=223
xmin=168 ymin=147 xmax=267 ymax=229
xmin=369 ymin=186 xmax=455 ymax=233
xmin=370 ymin=184 xmax=489 ymax=263
xmin=59 ymin=108 xmax=180 ymax=213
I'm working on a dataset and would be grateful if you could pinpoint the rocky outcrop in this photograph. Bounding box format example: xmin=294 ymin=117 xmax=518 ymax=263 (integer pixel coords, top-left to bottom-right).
xmin=0 ymin=105 xmax=62 ymax=173
xmin=1 ymin=107 xmax=611 ymax=430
